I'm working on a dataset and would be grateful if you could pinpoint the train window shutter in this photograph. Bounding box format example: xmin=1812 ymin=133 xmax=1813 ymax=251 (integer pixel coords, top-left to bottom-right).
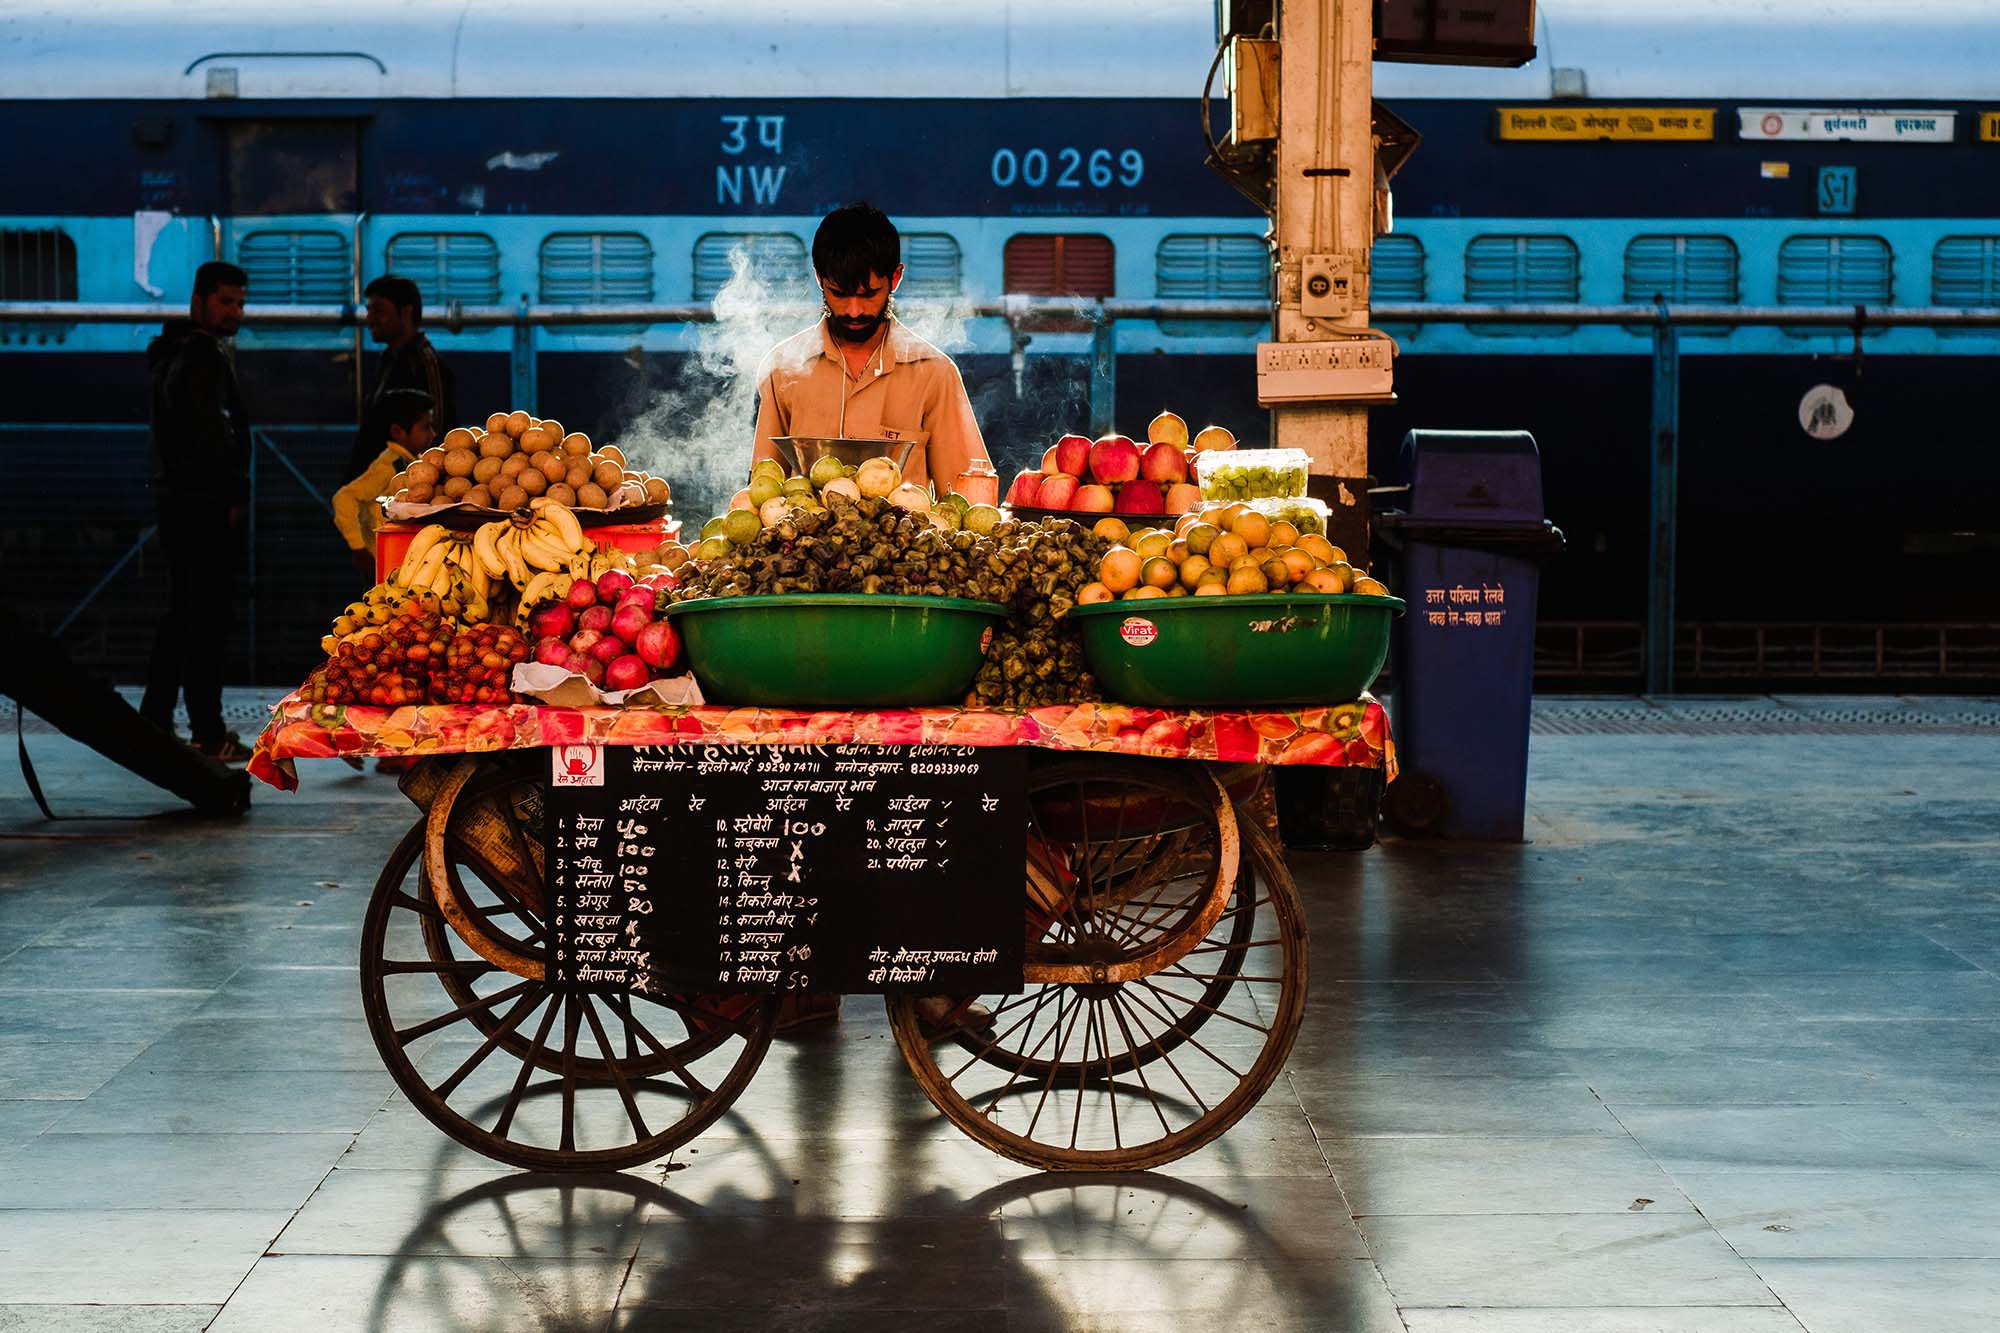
xmin=541 ymin=232 xmax=654 ymax=304
xmin=1932 ymin=236 xmax=2000 ymax=306
xmin=1371 ymin=234 xmax=1425 ymax=342
xmin=899 ymin=233 xmax=963 ymax=299
xmin=1465 ymin=234 xmax=1577 ymax=336
xmin=1777 ymin=235 xmax=1891 ymax=305
xmin=691 ymin=232 xmax=807 ymax=301
xmin=384 ymin=232 xmax=501 ymax=307
xmin=1155 ymin=234 xmax=1266 ymax=336
xmin=238 ymin=229 xmax=350 ymax=304
xmin=0 ymin=227 xmax=77 ymax=345
xmin=1003 ymin=234 xmax=1115 ymax=297
xmin=1623 ymin=235 xmax=1737 ymax=336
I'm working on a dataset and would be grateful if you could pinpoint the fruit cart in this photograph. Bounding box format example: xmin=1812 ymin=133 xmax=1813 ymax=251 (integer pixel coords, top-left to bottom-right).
xmin=250 ymin=695 xmax=1393 ymax=1174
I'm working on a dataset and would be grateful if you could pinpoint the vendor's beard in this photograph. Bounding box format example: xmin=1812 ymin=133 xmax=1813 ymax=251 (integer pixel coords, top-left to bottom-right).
xmin=825 ymin=299 xmax=892 ymax=344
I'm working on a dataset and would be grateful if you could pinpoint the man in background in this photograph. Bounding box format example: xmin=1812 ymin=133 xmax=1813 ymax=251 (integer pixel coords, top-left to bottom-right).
xmin=349 ymin=275 xmax=455 ymax=481
xmin=333 ymin=388 xmax=434 ymax=578
xmin=140 ymin=260 xmax=252 ymax=763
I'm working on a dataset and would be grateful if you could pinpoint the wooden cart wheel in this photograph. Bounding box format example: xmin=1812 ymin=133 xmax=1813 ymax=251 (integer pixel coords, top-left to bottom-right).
xmin=888 ymin=762 xmax=1308 ymax=1171
xmin=412 ymin=758 xmax=748 ymax=1080
xmin=361 ymin=808 xmax=780 ymax=1171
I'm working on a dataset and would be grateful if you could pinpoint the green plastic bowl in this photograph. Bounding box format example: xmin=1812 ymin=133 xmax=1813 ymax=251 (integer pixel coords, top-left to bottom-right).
xmin=664 ymin=593 xmax=1009 ymax=707
xmin=1065 ymin=593 xmax=1406 ymax=707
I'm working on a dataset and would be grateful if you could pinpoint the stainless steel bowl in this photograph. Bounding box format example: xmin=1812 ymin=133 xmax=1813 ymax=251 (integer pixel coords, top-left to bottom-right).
xmin=768 ymin=436 xmax=920 ymax=475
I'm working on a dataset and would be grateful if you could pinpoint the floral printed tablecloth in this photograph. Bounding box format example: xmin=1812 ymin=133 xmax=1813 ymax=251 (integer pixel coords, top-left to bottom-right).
xmin=250 ymin=695 xmax=1394 ymax=792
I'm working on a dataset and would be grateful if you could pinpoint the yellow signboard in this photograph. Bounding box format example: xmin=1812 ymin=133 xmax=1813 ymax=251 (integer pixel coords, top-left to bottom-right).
xmin=1982 ymin=111 xmax=2000 ymax=141
xmin=1499 ymin=107 xmax=1715 ymax=141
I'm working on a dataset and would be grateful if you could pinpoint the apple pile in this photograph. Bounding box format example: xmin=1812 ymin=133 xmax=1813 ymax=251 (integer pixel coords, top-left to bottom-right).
xmin=527 ymin=568 xmax=683 ymax=693
xmin=1005 ymin=411 xmax=1237 ymax=519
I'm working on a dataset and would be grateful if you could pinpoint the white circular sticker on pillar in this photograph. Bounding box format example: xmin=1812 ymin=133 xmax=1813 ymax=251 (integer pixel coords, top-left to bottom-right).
xmin=1118 ymin=617 xmax=1158 ymax=647
xmin=1798 ymin=384 xmax=1854 ymax=441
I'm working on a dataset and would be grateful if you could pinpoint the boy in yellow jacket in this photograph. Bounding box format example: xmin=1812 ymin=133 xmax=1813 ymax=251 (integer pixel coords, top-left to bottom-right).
xmin=333 ymin=388 xmax=435 ymax=578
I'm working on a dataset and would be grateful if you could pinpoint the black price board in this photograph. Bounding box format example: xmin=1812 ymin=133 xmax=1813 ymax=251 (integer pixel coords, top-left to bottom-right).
xmin=545 ymin=743 xmax=1026 ymax=995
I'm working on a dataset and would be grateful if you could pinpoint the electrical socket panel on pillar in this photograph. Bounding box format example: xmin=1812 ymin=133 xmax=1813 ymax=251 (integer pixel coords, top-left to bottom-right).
xmin=1299 ymin=254 xmax=1358 ymax=318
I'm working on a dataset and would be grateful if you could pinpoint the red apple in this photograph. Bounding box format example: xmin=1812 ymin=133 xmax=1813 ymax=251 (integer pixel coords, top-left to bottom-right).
xmin=604 ymin=654 xmax=651 ymax=692
xmin=565 ymin=579 xmax=598 ymax=611
xmin=635 ymin=620 xmax=681 ymax=671
xmin=569 ymin=628 xmax=604 ymax=655
xmin=611 ymin=604 xmax=651 ymax=644
xmin=1072 ymin=483 xmax=1115 ymax=513
xmin=1163 ymin=481 xmax=1204 ymax=515
xmin=578 ymin=605 xmax=613 ymax=634
xmin=1041 ymin=445 xmax=1062 ymax=475
xmin=589 ymin=635 xmax=628 ymax=665
xmin=1117 ymin=481 xmax=1165 ymax=515
xmin=1054 ymin=433 xmax=1092 ymax=477
xmin=1005 ymin=469 xmax=1043 ymax=508
xmin=594 ymin=569 xmax=634 ymax=602
xmin=534 ymin=635 xmax=570 ymax=666
xmin=1141 ymin=441 xmax=1188 ymax=484
xmin=1089 ymin=435 xmax=1141 ymax=485
xmin=528 ymin=602 xmax=575 ymax=640
xmin=1037 ymin=474 xmax=1080 ymax=509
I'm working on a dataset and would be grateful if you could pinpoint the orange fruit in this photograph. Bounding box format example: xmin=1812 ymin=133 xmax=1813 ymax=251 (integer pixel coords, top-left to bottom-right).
xmin=1269 ymin=520 xmax=1301 ymax=547
xmin=1232 ymin=512 xmax=1271 ymax=548
xmin=1077 ymin=581 xmax=1113 ymax=604
xmin=1208 ymin=532 xmax=1248 ymax=566
xmin=1303 ymin=568 xmax=1345 ymax=593
xmin=1260 ymin=558 xmax=1290 ymax=588
xmin=1352 ymin=575 xmax=1391 ymax=597
xmin=1092 ymin=517 xmax=1130 ymax=544
xmin=1193 ymin=581 xmax=1228 ymax=596
xmin=1226 ymin=566 xmax=1269 ymax=595
xmin=1281 ymin=549 xmax=1315 ymax=584
xmin=1297 ymin=534 xmax=1338 ymax=565
xmin=1099 ymin=546 xmax=1142 ymax=593
xmin=1178 ymin=554 xmax=1211 ymax=589
xmin=1167 ymin=539 xmax=1189 ymax=563
xmin=1124 ymin=585 xmax=1167 ymax=600
xmin=1134 ymin=531 xmax=1171 ymax=559
xmin=1183 ymin=523 xmax=1219 ymax=556
xmin=1198 ymin=505 xmax=1231 ymax=528
xmin=1141 ymin=556 xmax=1179 ymax=590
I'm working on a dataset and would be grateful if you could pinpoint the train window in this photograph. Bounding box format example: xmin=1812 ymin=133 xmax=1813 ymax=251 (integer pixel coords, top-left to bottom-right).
xmin=1004 ymin=234 xmax=1114 ymax=297
xmin=1371 ymin=235 xmax=1425 ymax=342
xmin=384 ymin=233 xmax=501 ymax=307
xmin=237 ymin=230 xmax=352 ymax=305
xmin=1777 ymin=235 xmax=1892 ymax=305
xmin=1155 ymin=235 xmax=1267 ymax=336
xmin=692 ymin=233 xmax=808 ymax=301
xmin=541 ymin=232 xmax=654 ymax=304
xmin=899 ymin=233 xmax=963 ymax=300
xmin=1932 ymin=236 xmax=2000 ymax=306
xmin=1464 ymin=235 xmax=1578 ymax=336
xmin=0 ymin=228 xmax=77 ymax=345
xmin=1005 ymin=234 xmax=1113 ymax=331
xmin=1623 ymin=235 xmax=1737 ymax=336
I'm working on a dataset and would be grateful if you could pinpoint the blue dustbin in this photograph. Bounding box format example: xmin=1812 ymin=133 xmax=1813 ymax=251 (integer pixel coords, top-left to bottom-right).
xmin=1376 ymin=431 xmax=1564 ymax=841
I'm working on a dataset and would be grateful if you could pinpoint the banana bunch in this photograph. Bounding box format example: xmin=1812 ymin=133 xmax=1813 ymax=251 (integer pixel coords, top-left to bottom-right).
xmin=391 ymin=524 xmax=496 ymax=623
xmin=321 ymin=585 xmax=437 ymax=654
xmin=512 ymin=570 xmax=576 ymax=631
xmin=474 ymin=500 xmax=592 ymax=591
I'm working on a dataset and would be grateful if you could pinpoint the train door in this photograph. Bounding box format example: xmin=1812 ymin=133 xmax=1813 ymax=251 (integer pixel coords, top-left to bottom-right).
xmin=221 ymin=117 xmax=364 ymax=424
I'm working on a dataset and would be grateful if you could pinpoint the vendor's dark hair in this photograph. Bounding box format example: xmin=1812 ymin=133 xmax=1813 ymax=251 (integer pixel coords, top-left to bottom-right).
xmin=193 ymin=261 xmax=247 ymax=297
xmin=365 ymin=274 xmax=423 ymax=322
xmin=382 ymin=388 xmax=434 ymax=431
xmin=812 ymin=202 xmax=900 ymax=290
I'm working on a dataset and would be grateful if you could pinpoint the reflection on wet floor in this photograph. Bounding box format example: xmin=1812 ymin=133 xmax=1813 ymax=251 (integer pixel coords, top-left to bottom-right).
xmin=0 ymin=694 xmax=1995 ymax=1330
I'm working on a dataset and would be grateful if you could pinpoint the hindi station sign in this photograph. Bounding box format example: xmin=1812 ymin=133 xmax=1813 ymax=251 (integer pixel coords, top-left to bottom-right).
xmin=1497 ymin=107 xmax=1715 ymax=142
xmin=1737 ymin=108 xmax=1956 ymax=144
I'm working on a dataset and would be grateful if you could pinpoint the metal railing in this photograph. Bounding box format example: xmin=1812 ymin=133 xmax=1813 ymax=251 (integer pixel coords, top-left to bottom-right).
xmin=1538 ymin=621 xmax=2000 ymax=683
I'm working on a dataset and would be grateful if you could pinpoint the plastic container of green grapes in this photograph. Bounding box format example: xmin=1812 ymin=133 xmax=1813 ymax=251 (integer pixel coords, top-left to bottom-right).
xmin=1194 ymin=449 xmax=1311 ymax=501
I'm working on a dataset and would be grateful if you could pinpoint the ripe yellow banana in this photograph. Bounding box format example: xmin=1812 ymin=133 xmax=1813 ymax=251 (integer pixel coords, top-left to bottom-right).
xmin=396 ymin=524 xmax=448 ymax=585
xmin=407 ymin=542 xmax=449 ymax=594
xmin=472 ymin=522 xmax=507 ymax=579
xmin=519 ymin=530 xmax=573 ymax=572
xmin=498 ymin=528 xmax=529 ymax=587
xmin=531 ymin=499 xmax=585 ymax=552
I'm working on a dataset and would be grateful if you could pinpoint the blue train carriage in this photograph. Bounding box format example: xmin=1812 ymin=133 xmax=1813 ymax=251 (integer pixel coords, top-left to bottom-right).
xmin=1 ymin=0 xmax=1997 ymax=682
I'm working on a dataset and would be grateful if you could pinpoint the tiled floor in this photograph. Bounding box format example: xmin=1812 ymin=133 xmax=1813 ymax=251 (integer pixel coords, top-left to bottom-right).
xmin=0 ymin=691 xmax=1994 ymax=1330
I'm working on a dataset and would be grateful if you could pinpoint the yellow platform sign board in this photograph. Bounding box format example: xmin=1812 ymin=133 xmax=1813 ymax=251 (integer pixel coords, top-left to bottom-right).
xmin=1982 ymin=111 xmax=2000 ymax=141
xmin=1499 ymin=108 xmax=1715 ymax=141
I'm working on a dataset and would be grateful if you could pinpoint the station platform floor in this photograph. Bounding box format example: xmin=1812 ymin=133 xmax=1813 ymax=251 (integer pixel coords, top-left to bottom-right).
xmin=0 ymin=691 xmax=1995 ymax=1332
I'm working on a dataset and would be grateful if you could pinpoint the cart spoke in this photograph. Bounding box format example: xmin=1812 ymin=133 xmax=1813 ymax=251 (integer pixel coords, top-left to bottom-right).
xmin=1137 ymin=979 xmax=1273 ymax=1036
xmin=1124 ymin=984 xmax=1249 ymax=1079
xmin=1112 ymin=989 xmax=1210 ymax=1115
xmin=579 ymin=994 xmax=653 ymax=1142
xmin=396 ymin=979 xmax=535 ymax=1046
xmin=947 ymin=983 xmax=1059 ymax=1084
xmin=559 ymin=997 xmax=581 ymax=1153
xmin=1023 ymin=987 xmax=1090 ymax=1141
xmin=1106 ymin=990 xmax=1175 ymax=1137
xmin=435 ymin=986 xmax=548 ymax=1100
xmin=381 ymin=958 xmax=499 ymax=978
xmin=493 ymin=993 xmax=561 ymax=1137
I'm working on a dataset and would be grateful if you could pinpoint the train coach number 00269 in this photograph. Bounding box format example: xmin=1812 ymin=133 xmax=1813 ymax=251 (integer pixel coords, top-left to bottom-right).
xmin=990 ymin=147 xmax=1146 ymax=190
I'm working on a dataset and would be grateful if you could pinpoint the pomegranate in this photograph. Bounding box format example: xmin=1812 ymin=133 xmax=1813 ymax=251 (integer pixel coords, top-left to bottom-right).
xmin=589 ymin=635 xmax=627 ymax=665
xmin=527 ymin=602 xmax=575 ymax=640
xmin=578 ymin=605 xmax=613 ymax=634
xmin=604 ymin=654 xmax=651 ymax=692
xmin=635 ymin=620 xmax=680 ymax=670
xmin=611 ymin=604 xmax=651 ymax=644
xmin=565 ymin=578 xmax=598 ymax=611
xmin=569 ymin=628 xmax=604 ymax=655
xmin=594 ymin=569 xmax=634 ymax=601
xmin=617 ymin=588 xmax=654 ymax=613
xmin=534 ymin=635 xmax=570 ymax=667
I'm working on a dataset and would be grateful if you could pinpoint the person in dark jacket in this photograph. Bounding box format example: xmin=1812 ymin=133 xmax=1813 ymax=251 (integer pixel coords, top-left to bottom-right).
xmin=139 ymin=260 xmax=252 ymax=762
xmin=348 ymin=275 xmax=455 ymax=481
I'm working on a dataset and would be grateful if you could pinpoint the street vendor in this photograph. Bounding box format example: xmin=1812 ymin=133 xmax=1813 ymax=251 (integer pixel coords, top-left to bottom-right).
xmin=751 ymin=202 xmax=991 ymax=491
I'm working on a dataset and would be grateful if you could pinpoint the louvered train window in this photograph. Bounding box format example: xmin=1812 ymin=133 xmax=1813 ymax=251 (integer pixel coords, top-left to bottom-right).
xmin=1777 ymin=234 xmax=1890 ymax=337
xmin=1623 ymin=235 xmax=1737 ymax=335
xmin=1464 ymin=235 xmax=1578 ymax=336
xmin=238 ymin=230 xmax=350 ymax=304
xmin=1932 ymin=236 xmax=2000 ymax=306
xmin=1155 ymin=234 xmax=1266 ymax=336
xmin=541 ymin=232 xmax=654 ymax=304
xmin=384 ymin=232 xmax=501 ymax=307
xmin=1004 ymin=234 xmax=1114 ymax=330
xmin=692 ymin=233 xmax=807 ymax=301
xmin=0 ymin=227 xmax=78 ymax=345
xmin=1370 ymin=234 xmax=1424 ymax=342
xmin=898 ymin=233 xmax=963 ymax=300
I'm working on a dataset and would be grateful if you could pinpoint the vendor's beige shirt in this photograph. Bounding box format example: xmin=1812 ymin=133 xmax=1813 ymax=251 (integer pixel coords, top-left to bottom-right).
xmin=751 ymin=318 xmax=988 ymax=488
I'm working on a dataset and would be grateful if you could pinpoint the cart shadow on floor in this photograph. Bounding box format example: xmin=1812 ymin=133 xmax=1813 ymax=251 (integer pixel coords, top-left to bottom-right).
xmin=362 ymin=1085 xmax=1343 ymax=1330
